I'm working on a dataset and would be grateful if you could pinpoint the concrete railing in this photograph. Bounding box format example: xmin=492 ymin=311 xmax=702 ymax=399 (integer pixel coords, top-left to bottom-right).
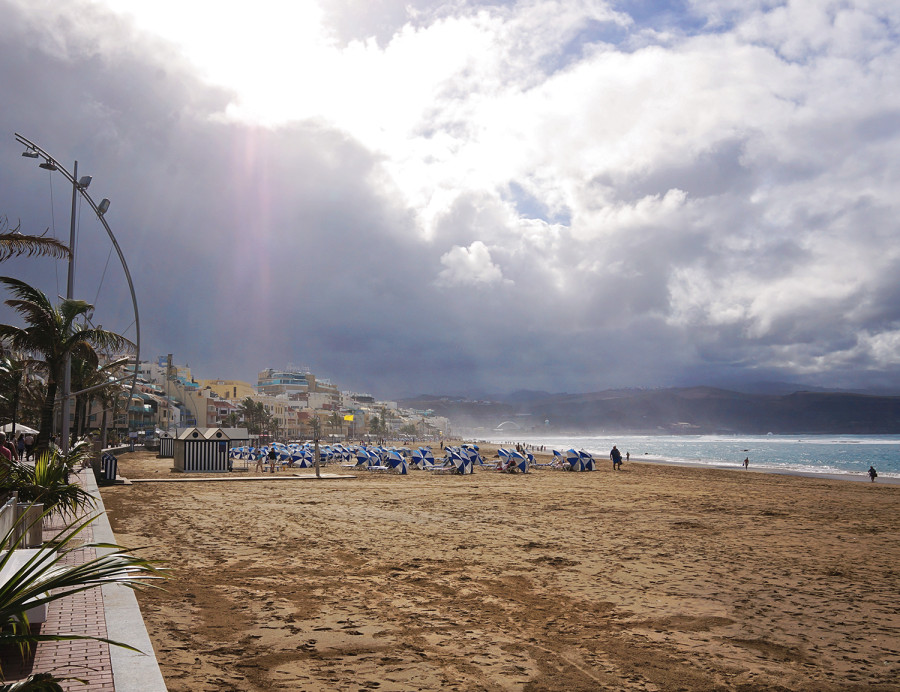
xmin=0 ymin=492 xmax=18 ymax=547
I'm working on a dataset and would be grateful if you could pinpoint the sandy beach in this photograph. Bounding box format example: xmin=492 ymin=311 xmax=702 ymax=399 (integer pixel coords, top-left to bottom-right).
xmin=101 ymin=446 xmax=900 ymax=691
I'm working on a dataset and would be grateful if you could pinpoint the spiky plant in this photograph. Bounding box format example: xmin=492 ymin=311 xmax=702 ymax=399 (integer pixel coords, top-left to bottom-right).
xmin=0 ymin=442 xmax=95 ymax=518
xmin=0 ymin=507 xmax=164 ymax=687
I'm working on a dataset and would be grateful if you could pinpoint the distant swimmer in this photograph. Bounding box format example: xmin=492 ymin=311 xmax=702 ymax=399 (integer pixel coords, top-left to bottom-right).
xmin=868 ymin=465 xmax=878 ymax=482
xmin=743 ymin=457 xmax=749 ymax=470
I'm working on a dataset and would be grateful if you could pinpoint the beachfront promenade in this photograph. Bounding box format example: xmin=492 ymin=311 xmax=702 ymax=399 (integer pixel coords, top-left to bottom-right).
xmin=3 ymin=466 xmax=166 ymax=691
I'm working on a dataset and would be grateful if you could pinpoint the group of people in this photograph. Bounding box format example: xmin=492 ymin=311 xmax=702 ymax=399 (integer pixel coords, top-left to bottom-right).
xmin=0 ymin=430 xmax=34 ymax=463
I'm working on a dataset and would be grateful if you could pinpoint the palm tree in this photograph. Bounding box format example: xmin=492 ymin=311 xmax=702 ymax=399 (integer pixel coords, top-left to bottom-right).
xmin=95 ymin=372 xmax=131 ymax=449
xmin=0 ymin=352 xmax=43 ymax=432
xmin=0 ymin=216 xmax=70 ymax=263
xmin=238 ymin=397 xmax=269 ymax=435
xmin=0 ymin=277 xmax=132 ymax=451
xmin=328 ymin=411 xmax=342 ymax=441
xmin=70 ymin=356 xmax=130 ymax=439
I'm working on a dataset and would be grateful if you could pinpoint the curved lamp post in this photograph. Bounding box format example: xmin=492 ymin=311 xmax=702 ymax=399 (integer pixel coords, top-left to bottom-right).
xmin=15 ymin=133 xmax=141 ymax=453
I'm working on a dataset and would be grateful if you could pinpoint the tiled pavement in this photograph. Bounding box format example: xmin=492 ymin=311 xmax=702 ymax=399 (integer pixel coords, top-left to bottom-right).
xmin=2 ymin=468 xmax=166 ymax=691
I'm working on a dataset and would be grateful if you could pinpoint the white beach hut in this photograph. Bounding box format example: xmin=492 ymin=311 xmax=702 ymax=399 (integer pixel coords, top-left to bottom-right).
xmin=158 ymin=430 xmax=175 ymax=458
xmin=174 ymin=427 xmax=232 ymax=472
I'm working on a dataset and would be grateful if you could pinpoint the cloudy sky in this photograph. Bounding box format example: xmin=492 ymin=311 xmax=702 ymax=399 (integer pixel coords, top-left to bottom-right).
xmin=1 ymin=0 xmax=898 ymax=397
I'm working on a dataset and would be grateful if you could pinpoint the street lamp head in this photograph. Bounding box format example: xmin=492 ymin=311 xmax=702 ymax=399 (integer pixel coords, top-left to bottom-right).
xmin=98 ymin=198 xmax=111 ymax=215
xmin=78 ymin=175 xmax=92 ymax=189
xmin=21 ymin=150 xmax=39 ymax=158
xmin=38 ymin=161 xmax=58 ymax=171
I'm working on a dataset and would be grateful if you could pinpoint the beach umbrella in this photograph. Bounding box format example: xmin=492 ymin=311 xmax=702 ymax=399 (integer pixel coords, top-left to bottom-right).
xmin=411 ymin=447 xmax=434 ymax=469
xmin=577 ymin=450 xmax=596 ymax=471
xmin=509 ymin=451 xmax=529 ymax=473
xmin=385 ymin=450 xmax=408 ymax=475
xmin=1 ymin=423 xmax=39 ymax=435
xmin=272 ymin=442 xmax=291 ymax=461
xmin=449 ymin=450 xmax=474 ymax=474
xmin=464 ymin=446 xmax=484 ymax=466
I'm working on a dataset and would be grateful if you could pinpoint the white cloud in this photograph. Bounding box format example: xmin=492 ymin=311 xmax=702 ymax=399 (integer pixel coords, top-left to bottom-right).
xmin=436 ymin=240 xmax=507 ymax=286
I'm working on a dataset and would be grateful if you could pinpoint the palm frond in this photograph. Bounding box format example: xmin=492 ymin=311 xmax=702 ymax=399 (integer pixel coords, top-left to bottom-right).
xmin=0 ymin=219 xmax=70 ymax=263
xmin=0 ymin=508 xmax=165 ymax=677
xmin=0 ymin=279 xmax=54 ymax=313
xmin=0 ymin=672 xmax=68 ymax=690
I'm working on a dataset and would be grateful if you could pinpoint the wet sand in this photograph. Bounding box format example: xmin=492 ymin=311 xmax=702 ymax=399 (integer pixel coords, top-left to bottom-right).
xmin=102 ymin=447 xmax=900 ymax=691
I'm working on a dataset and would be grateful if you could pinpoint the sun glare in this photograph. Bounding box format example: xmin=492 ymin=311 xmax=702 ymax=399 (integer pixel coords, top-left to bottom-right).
xmin=98 ymin=0 xmax=338 ymax=123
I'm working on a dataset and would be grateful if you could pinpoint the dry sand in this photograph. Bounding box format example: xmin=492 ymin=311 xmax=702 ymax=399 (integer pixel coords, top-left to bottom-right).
xmin=101 ymin=446 xmax=900 ymax=691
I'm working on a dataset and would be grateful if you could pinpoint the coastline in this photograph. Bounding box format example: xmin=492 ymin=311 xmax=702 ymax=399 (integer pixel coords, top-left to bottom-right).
xmin=478 ymin=434 xmax=900 ymax=483
xmin=626 ymin=455 xmax=900 ymax=484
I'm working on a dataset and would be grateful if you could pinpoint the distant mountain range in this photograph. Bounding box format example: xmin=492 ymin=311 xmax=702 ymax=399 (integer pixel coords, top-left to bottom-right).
xmin=401 ymin=385 xmax=900 ymax=435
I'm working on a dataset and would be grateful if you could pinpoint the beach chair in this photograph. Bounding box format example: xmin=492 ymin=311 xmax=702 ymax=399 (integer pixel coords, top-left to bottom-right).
xmin=547 ymin=449 xmax=572 ymax=470
xmin=359 ymin=448 xmax=388 ymax=472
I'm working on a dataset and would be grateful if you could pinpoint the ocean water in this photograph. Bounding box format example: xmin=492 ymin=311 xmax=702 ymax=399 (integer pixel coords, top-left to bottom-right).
xmin=483 ymin=434 xmax=900 ymax=480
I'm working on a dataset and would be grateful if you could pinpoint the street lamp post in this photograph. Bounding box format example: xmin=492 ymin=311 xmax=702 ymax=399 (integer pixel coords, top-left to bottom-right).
xmin=15 ymin=133 xmax=141 ymax=454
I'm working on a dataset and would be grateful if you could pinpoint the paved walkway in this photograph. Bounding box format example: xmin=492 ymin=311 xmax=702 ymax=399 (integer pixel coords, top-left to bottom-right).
xmin=3 ymin=468 xmax=166 ymax=691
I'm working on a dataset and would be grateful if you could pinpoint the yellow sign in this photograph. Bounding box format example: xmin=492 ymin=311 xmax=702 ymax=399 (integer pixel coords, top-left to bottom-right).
xmin=343 ymin=414 xmax=354 ymax=421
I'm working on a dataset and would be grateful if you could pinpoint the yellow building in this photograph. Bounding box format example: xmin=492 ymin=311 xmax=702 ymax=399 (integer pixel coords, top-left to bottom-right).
xmin=198 ymin=379 xmax=256 ymax=401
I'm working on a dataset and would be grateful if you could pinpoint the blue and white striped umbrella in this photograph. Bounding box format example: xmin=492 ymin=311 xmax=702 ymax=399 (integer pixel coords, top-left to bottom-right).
xmin=449 ymin=449 xmax=474 ymax=474
xmin=385 ymin=450 xmax=408 ymax=475
xmin=411 ymin=447 xmax=434 ymax=469
xmin=463 ymin=446 xmax=484 ymax=466
xmin=577 ymin=449 xmax=596 ymax=471
xmin=509 ymin=451 xmax=529 ymax=473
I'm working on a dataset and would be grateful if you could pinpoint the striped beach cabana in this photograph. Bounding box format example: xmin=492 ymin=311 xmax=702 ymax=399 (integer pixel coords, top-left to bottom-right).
xmin=158 ymin=431 xmax=175 ymax=459
xmin=174 ymin=427 xmax=232 ymax=472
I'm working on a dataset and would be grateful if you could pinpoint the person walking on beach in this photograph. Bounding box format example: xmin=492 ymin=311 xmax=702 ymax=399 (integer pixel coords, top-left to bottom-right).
xmin=255 ymin=450 xmax=265 ymax=473
xmin=268 ymin=447 xmax=277 ymax=473
xmin=610 ymin=445 xmax=622 ymax=471
xmin=743 ymin=457 xmax=749 ymax=470
xmin=868 ymin=465 xmax=878 ymax=482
